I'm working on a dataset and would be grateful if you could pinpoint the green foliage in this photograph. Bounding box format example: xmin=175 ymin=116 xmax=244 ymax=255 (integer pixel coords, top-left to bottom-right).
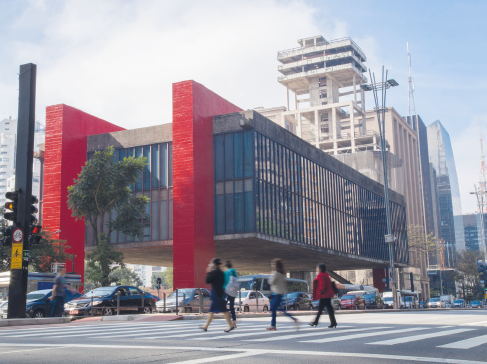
xmin=85 ymin=233 xmax=125 ymax=287
xmin=110 ymin=267 xmax=143 ymax=287
xmin=407 ymin=225 xmax=437 ymax=267
xmin=0 ymin=207 xmax=71 ymax=272
xmin=67 ymin=146 xmax=150 ymax=245
xmin=452 ymin=249 xmax=484 ymax=300
xmin=151 ymin=268 xmax=173 ymax=289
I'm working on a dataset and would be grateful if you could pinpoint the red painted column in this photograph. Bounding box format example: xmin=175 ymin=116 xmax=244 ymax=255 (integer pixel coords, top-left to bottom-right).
xmin=172 ymin=81 xmax=241 ymax=289
xmin=372 ymin=268 xmax=387 ymax=293
xmin=44 ymin=104 xmax=125 ymax=285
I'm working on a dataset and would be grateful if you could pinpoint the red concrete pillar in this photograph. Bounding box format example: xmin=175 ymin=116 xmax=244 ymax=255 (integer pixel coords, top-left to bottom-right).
xmin=43 ymin=104 xmax=124 ymax=285
xmin=372 ymin=268 xmax=387 ymax=293
xmin=172 ymin=81 xmax=241 ymax=289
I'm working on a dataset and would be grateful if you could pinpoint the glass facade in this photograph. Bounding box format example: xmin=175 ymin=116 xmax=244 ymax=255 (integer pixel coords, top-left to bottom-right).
xmin=214 ymin=130 xmax=409 ymax=264
xmin=463 ymin=213 xmax=486 ymax=252
xmin=85 ymin=142 xmax=173 ymax=246
xmin=427 ymin=120 xmax=465 ymax=266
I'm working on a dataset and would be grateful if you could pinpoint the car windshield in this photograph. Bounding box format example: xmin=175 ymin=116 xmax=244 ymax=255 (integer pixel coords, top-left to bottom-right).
xmin=383 ymin=297 xmax=392 ymax=302
xmin=236 ymin=291 xmax=250 ymax=298
xmin=430 ymin=298 xmax=440 ymax=302
xmin=168 ymin=289 xmax=194 ymax=298
xmin=472 ymin=301 xmax=480 ymax=304
xmin=238 ymin=278 xmax=255 ymax=291
xmin=83 ymin=288 xmax=116 ymax=298
xmin=283 ymin=292 xmax=299 ymax=299
xmin=26 ymin=292 xmax=48 ymax=300
xmin=454 ymin=300 xmax=463 ymax=303
xmin=363 ymin=295 xmax=375 ymax=299
xmin=340 ymin=295 xmax=355 ymax=300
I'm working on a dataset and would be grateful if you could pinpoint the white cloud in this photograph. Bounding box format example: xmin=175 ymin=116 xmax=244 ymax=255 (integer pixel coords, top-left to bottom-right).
xmin=1 ymin=0 xmax=353 ymax=128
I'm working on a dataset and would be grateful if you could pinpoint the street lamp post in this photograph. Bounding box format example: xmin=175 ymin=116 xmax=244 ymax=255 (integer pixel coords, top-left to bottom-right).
xmin=470 ymin=186 xmax=487 ymax=302
xmin=361 ymin=67 xmax=399 ymax=309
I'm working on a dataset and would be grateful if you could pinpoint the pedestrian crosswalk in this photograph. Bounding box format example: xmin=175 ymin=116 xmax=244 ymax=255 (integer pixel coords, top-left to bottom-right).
xmin=1 ymin=320 xmax=487 ymax=350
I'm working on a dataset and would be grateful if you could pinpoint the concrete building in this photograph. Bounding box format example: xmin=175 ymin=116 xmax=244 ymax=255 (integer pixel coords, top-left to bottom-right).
xmin=42 ymin=81 xmax=409 ymax=289
xmin=427 ymin=120 xmax=465 ymax=267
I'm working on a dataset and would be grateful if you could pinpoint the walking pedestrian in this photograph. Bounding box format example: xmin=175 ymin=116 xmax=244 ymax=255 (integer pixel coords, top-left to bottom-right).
xmin=49 ymin=266 xmax=74 ymax=317
xmin=199 ymin=258 xmax=235 ymax=332
xmin=223 ymin=260 xmax=238 ymax=328
xmin=267 ymin=258 xmax=299 ymax=331
xmin=310 ymin=263 xmax=337 ymax=328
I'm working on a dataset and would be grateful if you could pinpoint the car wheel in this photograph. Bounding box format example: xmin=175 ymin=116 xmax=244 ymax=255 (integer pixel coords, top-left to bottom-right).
xmin=309 ymin=304 xmax=312 ymax=311
xmin=143 ymin=307 xmax=152 ymax=314
xmin=33 ymin=310 xmax=44 ymax=318
xmin=102 ymin=307 xmax=113 ymax=316
xmin=295 ymin=304 xmax=300 ymax=311
xmin=184 ymin=307 xmax=192 ymax=314
xmin=244 ymin=306 xmax=249 ymax=312
xmin=263 ymin=305 xmax=269 ymax=312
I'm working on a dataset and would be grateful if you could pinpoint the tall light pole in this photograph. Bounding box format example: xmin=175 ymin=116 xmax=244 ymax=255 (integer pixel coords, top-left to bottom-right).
xmin=470 ymin=185 xmax=487 ymax=301
xmin=361 ymin=67 xmax=399 ymax=309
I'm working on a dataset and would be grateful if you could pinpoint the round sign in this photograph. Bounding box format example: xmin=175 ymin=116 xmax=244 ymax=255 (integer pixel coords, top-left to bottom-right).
xmin=13 ymin=228 xmax=23 ymax=243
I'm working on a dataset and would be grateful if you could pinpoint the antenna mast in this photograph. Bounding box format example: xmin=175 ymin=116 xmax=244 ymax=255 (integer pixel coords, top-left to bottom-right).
xmin=407 ymin=42 xmax=416 ymax=116
xmin=480 ymin=124 xmax=487 ymax=213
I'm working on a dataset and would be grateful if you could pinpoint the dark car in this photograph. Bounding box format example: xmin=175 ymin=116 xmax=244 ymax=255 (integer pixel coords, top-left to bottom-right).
xmin=311 ymin=296 xmax=341 ymax=310
xmin=363 ymin=294 xmax=384 ymax=309
xmin=23 ymin=289 xmax=82 ymax=318
xmin=279 ymin=292 xmax=313 ymax=310
xmin=340 ymin=294 xmax=366 ymax=310
xmin=64 ymin=285 xmax=157 ymax=317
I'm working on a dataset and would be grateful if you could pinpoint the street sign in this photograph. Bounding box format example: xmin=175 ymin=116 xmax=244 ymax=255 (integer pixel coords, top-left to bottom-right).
xmin=12 ymin=228 xmax=23 ymax=243
xmin=10 ymin=242 xmax=23 ymax=269
xmin=23 ymin=250 xmax=29 ymax=261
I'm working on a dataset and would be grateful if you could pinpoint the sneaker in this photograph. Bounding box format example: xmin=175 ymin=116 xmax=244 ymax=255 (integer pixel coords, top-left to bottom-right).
xmin=266 ymin=326 xmax=276 ymax=331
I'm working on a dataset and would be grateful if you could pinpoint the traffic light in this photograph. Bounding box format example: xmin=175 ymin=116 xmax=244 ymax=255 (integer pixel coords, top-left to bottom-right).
xmin=28 ymin=225 xmax=42 ymax=245
xmin=30 ymin=196 xmax=38 ymax=224
xmin=1 ymin=226 xmax=14 ymax=247
xmin=4 ymin=192 xmax=19 ymax=222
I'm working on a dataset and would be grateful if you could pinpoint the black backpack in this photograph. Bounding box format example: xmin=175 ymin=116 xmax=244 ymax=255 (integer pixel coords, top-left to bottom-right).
xmin=331 ymin=281 xmax=339 ymax=294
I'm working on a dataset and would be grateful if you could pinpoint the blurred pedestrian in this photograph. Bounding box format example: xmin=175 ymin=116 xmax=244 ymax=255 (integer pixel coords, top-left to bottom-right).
xmin=199 ymin=258 xmax=235 ymax=332
xmin=310 ymin=263 xmax=337 ymax=328
xmin=224 ymin=260 xmax=238 ymax=328
xmin=49 ymin=266 xmax=74 ymax=317
xmin=267 ymin=258 xmax=299 ymax=331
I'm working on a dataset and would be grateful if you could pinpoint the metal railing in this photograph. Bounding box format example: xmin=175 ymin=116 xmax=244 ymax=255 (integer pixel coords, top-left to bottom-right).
xmin=278 ymin=37 xmax=365 ymax=61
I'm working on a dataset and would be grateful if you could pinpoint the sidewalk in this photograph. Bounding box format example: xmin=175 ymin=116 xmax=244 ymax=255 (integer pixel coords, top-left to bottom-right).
xmin=0 ymin=317 xmax=71 ymax=327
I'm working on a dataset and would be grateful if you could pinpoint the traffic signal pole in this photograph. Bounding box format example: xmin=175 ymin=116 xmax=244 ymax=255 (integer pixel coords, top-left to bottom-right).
xmin=7 ymin=63 xmax=37 ymax=319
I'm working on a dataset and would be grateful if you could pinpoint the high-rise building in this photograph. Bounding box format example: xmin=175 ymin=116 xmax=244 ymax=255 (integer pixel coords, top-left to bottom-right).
xmin=463 ymin=213 xmax=486 ymax=252
xmin=427 ymin=120 xmax=465 ymax=266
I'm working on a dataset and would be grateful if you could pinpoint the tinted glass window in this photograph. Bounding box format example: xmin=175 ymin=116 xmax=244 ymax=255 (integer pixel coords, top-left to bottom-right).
xmin=129 ymin=287 xmax=140 ymax=296
xmin=202 ymin=290 xmax=210 ymax=298
xmin=252 ymin=278 xmax=262 ymax=291
xmin=262 ymin=279 xmax=270 ymax=291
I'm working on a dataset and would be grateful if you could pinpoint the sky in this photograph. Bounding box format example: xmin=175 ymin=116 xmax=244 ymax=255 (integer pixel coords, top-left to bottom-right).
xmin=1 ymin=0 xmax=486 ymax=214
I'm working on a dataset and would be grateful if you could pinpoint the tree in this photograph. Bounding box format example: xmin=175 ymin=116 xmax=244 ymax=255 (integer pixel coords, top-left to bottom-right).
xmin=110 ymin=266 xmax=143 ymax=287
xmin=68 ymin=146 xmax=150 ymax=285
xmin=452 ymin=249 xmax=484 ymax=300
xmin=85 ymin=234 xmax=125 ymax=287
xmin=151 ymin=268 xmax=173 ymax=290
xmin=67 ymin=146 xmax=150 ymax=246
xmin=0 ymin=208 xmax=71 ymax=272
xmin=407 ymin=225 xmax=437 ymax=267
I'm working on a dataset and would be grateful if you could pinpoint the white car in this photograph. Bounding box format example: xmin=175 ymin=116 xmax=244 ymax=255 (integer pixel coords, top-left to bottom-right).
xmin=0 ymin=301 xmax=8 ymax=319
xmin=233 ymin=291 xmax=269 ymax=312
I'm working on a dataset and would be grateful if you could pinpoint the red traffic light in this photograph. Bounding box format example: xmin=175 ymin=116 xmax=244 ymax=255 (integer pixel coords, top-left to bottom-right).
xmin=31 ymin=225 xmax=42 ymax=234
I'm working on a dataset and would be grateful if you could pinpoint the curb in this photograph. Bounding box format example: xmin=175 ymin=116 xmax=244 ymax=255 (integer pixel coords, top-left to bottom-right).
xmin=0 ymin=317 xmax=71 ymax=327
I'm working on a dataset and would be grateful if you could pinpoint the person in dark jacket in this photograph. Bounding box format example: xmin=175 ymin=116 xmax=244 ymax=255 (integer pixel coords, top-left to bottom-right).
xmin=310 ymin=263 xmax=337 ymax=328
xmin=200 ymin=258 xmax=234 ymax=332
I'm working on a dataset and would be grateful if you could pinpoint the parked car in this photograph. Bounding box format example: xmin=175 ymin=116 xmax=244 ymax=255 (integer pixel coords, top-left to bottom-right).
xmin=383 ymin=296 xmax=394 ymax=309
xmin=401 ymin=296 xmax=418 ymax=309
xmin=470 ymin=300 xmax=483 ymax=309
xmin=311 ymin=296 xmax=341 ymax=310
xmin=234 ymin=290 xmax=270 ymax=312
xmin=363 ymin=294 xmax=384 ymax=309
xmin=279 ymin=292 xmax=312 ymax=311
xmin=425 ymin=297 xmax=446 ymax=308
xmin=1 ymin=289 xmax=83 ymax=318
xmin=0 ymin=301 xmax=8 ymax=319
xmin=453 ymin=299 xmax=465 ymax=308
xmin=340 ymin=294 xmax=366 ymax=310
xmin=156 ymin=288 xmax=211 ymax=313
xmin=65 ymin=286 xmax=157 ymax=317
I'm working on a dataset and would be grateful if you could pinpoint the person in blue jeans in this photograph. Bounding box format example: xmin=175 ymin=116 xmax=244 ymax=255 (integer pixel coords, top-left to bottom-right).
xmin=49 ymin=266 xmax=74 ymax=317
xmin=267 ymin=259 xmax=299 ymax=330
xmin=223 ymin=261 xmax=238 ymax=328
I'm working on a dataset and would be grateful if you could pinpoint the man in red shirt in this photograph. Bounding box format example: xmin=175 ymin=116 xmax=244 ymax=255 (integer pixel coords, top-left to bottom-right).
xmin=310 ymin=263 xmax=337 ymax=328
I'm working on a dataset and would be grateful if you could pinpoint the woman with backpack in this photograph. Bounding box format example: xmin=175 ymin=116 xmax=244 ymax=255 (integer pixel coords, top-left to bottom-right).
xmin=224 ymin=260 xmax=238 ymax=328
xmin=310 ymin=263 xmax=338 ymax=328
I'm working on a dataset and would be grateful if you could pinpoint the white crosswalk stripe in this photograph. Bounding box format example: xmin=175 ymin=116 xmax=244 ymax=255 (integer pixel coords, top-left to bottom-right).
xmin=367 ymin=328 xmax=475 ymax=346
xmin=300 ymin=327 xmax=428 ymax=343
xmin=243 ymin=326 xmax=379 ymax=342
xmin=438 ymin=334 xmax=487 ymax=349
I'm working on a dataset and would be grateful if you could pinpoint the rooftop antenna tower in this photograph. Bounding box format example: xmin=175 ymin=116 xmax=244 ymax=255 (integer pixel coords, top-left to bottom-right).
xmin=407 ymin=42 xmax=416 ymax=116
xmin=479 ymin=124 xmax=487 ymax=213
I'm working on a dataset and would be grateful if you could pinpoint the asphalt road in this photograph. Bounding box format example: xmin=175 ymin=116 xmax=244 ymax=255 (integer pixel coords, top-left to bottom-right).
xmin=1 ymin=310 xmax=487 ymax=363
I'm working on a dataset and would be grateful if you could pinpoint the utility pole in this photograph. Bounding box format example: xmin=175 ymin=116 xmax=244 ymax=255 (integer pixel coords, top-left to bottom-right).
xmin=6 ymin=63 xmax=37 ymax=319
xmin=471 ymin=184 xmax=487 ymax=302
xmin=361 ymin=67 xmax=399 ymax=309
